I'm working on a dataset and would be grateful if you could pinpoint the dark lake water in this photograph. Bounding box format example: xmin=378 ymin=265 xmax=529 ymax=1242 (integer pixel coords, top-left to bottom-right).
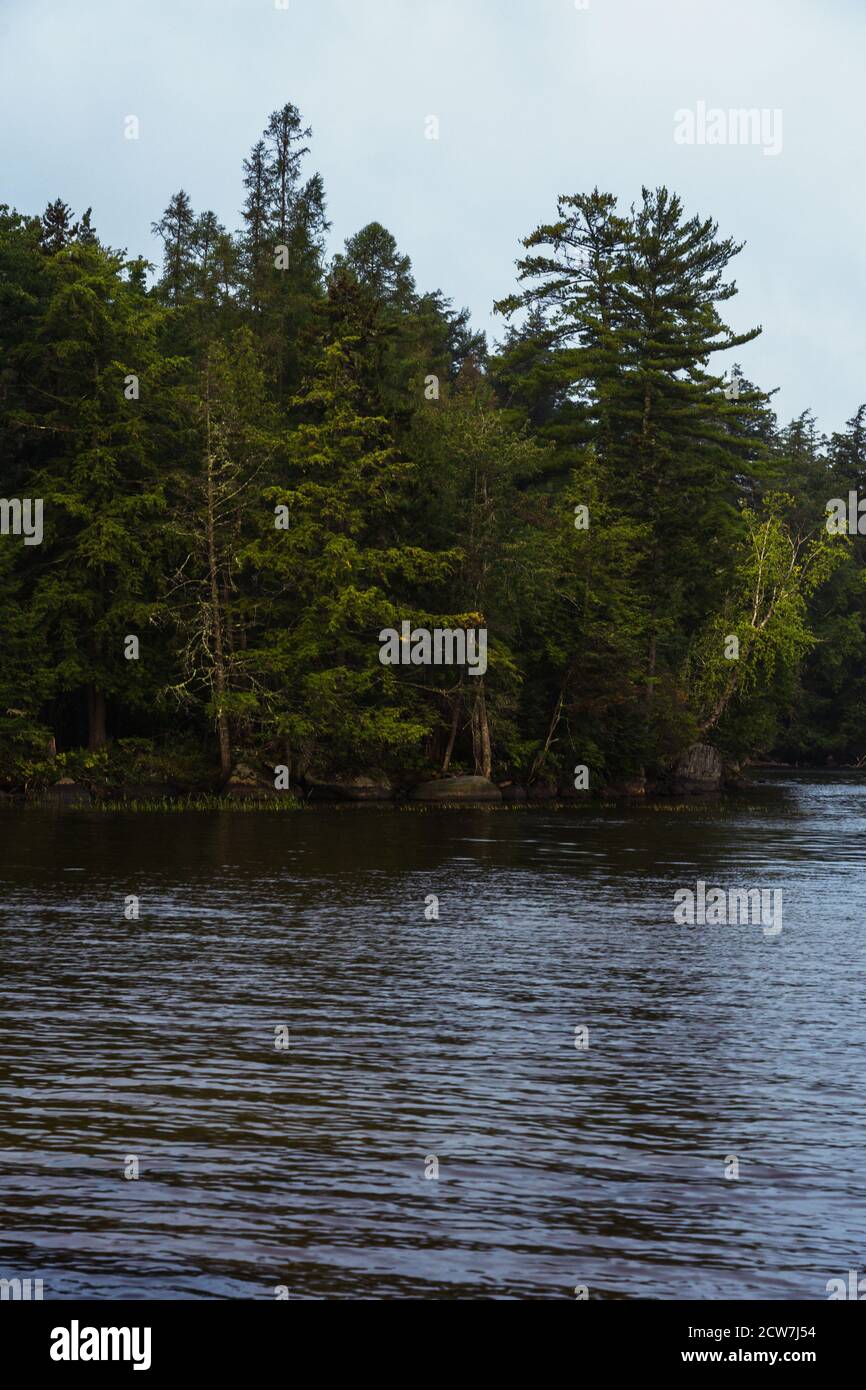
xmin=1 ymin=774 xmax=864 ymax=1300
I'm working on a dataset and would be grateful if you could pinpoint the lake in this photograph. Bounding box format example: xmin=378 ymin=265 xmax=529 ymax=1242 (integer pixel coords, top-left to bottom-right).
xmin=1 ymin=773 xmax=864 ymax=1299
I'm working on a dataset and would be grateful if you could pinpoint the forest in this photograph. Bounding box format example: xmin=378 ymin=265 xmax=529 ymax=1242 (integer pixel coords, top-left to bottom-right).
xmin=1 ymin=101 xmax=865 ymax=799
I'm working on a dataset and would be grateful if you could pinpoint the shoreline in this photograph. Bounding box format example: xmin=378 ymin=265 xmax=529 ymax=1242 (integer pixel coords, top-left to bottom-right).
xmin=0 ymin=787 xmax=801 ymax=815
xmin=3 ymin=763 xmax=860 ymax=815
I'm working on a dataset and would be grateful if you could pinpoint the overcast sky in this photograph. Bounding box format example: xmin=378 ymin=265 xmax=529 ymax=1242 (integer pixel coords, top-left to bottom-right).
xmin=1 ymin=0 xmax=862 ymax=434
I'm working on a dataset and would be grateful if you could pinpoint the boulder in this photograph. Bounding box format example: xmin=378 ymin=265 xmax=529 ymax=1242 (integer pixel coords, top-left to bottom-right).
xmin=38 ymin=777 xmax=91 ymax=808
xmin=411 ymin=776 xmax=502 ymax=803
xmin=602 ymin=772 xmax=647 ymax=798
xmin=223 ymin=764 xmax=283 ymax=800
xmin=306 ymin=775 xmax=393 ymax=803
xmin=672 ymin=743 xmax=723 ymax=794
xmin=499 ymin=782 xmax=528 ymax=803
xmin=527 ymin=778 xmax=558 ymax=802
xmin=557 ymin=778 xmax=591 ymax=801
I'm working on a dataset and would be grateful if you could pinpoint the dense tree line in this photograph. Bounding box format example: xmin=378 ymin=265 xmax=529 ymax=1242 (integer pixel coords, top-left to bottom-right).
xmin=1 ymin=104 xmax=863 ymax=793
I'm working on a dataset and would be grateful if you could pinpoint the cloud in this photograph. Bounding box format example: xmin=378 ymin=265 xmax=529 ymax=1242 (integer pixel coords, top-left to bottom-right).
xmin=0 ymin=0 xmax=861 ymax=431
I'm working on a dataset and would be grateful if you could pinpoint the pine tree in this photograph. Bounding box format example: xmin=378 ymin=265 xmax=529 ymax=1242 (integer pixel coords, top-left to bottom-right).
xmin=496 ymin=185 xmax=768 ymax=721
xmin=409 ymin=371 xmax=548 ymax=776
xmin=152 ymin=190 xmax=197 ymax=306
xmin=239 ymin=107 xmax=328 ymax=392
xmin=243 ymin=336 xmax=456 ymax=777
xmin=13 ymin=237 xmax=180 ymax=749
xmin=40 ymin=199 xmax=76 ymax=254
xmin=240 ymin=139 xmax=272 ymax=318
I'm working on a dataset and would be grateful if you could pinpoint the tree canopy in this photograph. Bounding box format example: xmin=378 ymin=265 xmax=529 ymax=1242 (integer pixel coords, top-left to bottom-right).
xmin=0 ymin=110 xmax=860 ymax=792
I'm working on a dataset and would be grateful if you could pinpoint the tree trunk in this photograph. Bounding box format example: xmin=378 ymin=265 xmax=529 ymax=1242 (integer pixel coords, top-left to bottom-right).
xmin=700 ymin=664 xmax=743 ymax=735
xmin=641 ymin=374 xmax=658 ymax=705
xmin=530 ymin=670 xmax=572 ymax=783
xmin=476 ymin=684 xmax=493 ymax=780
xmin=205 ymin=365 xmax=233 ymax=781
xmin=645 ymin=631 xmax=657 ymax=703
xmin=442 ymin=691 xmax=462 ymax=773
xmin=470 ymin=699 xmax=481 ymax=775
xmin=87 ymin=685 xmax=107 ymax=750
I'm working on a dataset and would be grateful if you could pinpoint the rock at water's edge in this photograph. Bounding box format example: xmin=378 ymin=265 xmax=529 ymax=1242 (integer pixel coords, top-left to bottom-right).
xmin=223 ymin=764 xmax=285 ymax=800
xmin=306 ymin=775 xmax=393 ymax=803
xmin=526 ymin=779 xmax=558 ymax=803
xmin=499 ymin=783 xmax=528 ymax=803
xmin=602 ymin=773 xmax=647 ymax=798
xmin=411 ymin=776 xmax=502 ymax=803
xmin=37 ymin=778 xmax=92 ymax=808
xmin=672 ymin=743 xmax=723 ymax=794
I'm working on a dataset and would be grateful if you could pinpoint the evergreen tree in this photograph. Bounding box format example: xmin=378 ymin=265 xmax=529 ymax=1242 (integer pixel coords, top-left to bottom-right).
xmin=11 ymin=237 xmax=180 ymax=749
xmin=496 ymin=185 xmax=768 ymax=727
xmin=240 ymin=139 xmax=271 ymax=318
xmin=152 ymin=190 xmax=197 ymax=306
xmin=0 ymin=149 xmax=857 ymax=787
xmin=243 ymin=336 xmax=456 ymax=777
xmin=410 ymin=370 xmax=548 ymax=776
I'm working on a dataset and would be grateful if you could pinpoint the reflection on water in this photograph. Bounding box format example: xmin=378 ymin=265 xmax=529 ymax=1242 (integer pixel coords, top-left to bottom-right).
xmin=1 ymin=774 xmax=864 ymax=1299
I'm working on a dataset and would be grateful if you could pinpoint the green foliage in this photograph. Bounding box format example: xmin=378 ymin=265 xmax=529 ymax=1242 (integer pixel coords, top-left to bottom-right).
xmin=0 ymin=136 xmax=861 ymax=791
xmin=684 ymin=494 xmax=848 ymax=757
xmin=243 ymin=335 xmax=459 ymax=770
xmin=6 ymin=736 xmax=216 ymax=793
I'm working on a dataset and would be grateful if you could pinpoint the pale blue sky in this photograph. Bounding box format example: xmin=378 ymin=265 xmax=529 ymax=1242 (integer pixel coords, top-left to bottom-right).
xmin=1 ymin=0 xmax=862 ymax=433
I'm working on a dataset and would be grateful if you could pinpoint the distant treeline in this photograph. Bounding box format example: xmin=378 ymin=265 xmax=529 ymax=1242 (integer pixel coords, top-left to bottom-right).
xmin=1 ymin=102 xmax=864 ymax=791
